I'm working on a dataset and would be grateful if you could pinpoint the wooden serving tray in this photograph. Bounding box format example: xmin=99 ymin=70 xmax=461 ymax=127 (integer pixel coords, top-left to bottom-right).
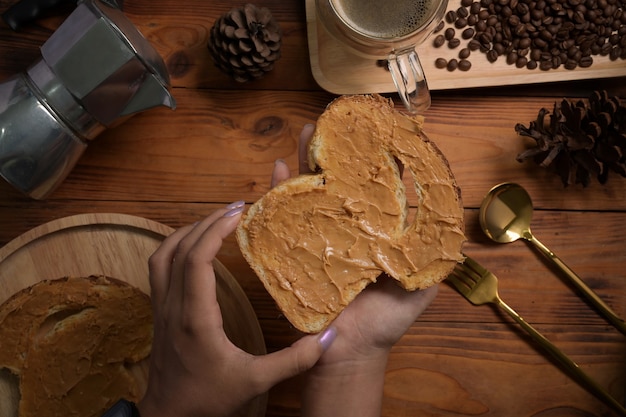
xmin=305 ymin=0 xmax=626 ymax=93
xmin=0 ymin=213 xmax=266 ymax=417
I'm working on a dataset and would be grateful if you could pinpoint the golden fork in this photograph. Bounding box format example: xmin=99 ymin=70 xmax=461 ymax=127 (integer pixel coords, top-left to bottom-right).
xmin=447 ymin=256 xmax=626 ymax=416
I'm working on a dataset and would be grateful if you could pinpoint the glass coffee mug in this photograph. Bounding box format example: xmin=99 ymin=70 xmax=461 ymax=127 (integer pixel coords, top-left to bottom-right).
xmin=316 ymin=0 xmax=448 ymax=113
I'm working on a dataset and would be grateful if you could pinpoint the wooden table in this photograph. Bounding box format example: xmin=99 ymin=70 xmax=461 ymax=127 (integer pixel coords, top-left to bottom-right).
xmin=1 ymin=0 xmax=625 ymax=415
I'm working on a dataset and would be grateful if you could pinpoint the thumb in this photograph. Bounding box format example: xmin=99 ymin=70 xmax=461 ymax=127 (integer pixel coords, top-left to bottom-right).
xmin=250 ymin=327 xmax=337 ymax=392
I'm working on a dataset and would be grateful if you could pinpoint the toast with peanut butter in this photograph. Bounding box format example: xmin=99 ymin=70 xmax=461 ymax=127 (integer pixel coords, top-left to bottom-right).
xmin=237 ymin=94 xmax=465 ymax=333
xmin=0 ymin=276 xmax=152 ymax=417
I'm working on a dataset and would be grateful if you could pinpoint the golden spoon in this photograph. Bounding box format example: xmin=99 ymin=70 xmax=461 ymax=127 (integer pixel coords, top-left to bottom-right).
xmin=479 ymin=182 xmax=626 ymax=336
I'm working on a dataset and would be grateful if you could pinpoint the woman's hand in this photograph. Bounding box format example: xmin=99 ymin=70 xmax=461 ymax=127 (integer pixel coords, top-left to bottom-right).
xmin=273 ymin=124 xmax=438 ymax=417
xmin=138 ymin=203 xmax=336 ymax=417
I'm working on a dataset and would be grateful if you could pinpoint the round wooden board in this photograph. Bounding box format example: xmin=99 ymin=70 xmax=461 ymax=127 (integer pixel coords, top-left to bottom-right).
xmin=0 ymin=213 xmax=266 ymax=417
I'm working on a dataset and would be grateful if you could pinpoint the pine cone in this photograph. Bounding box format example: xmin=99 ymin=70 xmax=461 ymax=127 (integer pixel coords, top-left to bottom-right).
xmin=208 ymin=4 xmax=281 ymax=83
xmin=516 ymin=91 xmax=626 ymax=187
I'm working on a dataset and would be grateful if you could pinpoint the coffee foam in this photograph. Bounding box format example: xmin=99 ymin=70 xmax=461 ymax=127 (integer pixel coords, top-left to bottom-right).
xmin=332 ymin=0 xmax=435 ymax=38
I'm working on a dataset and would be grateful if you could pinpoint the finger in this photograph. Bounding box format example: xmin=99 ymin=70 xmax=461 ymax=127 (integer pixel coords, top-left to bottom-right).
xmin=148 ymin=223 xmax=196 ymax=309
xmin=271 ymin=159 xmax=291 ymax=188
xmin=379 ymin=277 xmax=438 ymax=316
xmin=248 ymin=327 xmax=337 ymax=393
xmin=182 ymin=204 xmax=245 ymax=325
xmin=414 ymin=284 xmax=438 ymax=306
xmin=299 ymin=124 xmax=315 ymax=174
xmin=169 ymin=203 xmax=244 ymax=305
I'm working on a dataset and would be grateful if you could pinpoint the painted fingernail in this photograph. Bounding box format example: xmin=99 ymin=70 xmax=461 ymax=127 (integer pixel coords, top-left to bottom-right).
xmin=226 ymin=200 xmax=245 ymax=210
xmin=318 ymin=326 xmax=337 ymax=351
xmin=224 ymin=201 xmax=245 ymax=217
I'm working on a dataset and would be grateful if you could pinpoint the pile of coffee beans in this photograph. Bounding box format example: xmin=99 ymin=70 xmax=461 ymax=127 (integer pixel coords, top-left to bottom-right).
xmin=432 ymin=0 xmax=626 ymax=71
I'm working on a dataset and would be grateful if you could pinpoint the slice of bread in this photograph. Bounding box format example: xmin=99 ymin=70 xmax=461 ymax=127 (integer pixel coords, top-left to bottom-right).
xmin=237 ymin=94 xmax=465 ymax=333
xmin=0 ymin=276 xmax=152 ymax=417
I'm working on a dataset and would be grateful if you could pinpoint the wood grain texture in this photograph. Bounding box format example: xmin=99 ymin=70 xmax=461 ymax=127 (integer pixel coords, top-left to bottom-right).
xmin=0 ymin=89 xmax=623 ymax=210
xmin=0 ymin=0 xmax=625 ymax=415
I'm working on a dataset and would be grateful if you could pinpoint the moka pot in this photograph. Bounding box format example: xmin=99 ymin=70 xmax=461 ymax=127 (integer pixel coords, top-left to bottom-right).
xmin=0 ymin=0 xmax=175 ymax=199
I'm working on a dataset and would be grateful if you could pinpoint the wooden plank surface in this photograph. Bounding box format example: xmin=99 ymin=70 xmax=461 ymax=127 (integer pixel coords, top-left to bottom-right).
xmin=0 ymin=0 xmax=625 ymax=415
xmin=0 ymin=89 xmax=624 ymax=210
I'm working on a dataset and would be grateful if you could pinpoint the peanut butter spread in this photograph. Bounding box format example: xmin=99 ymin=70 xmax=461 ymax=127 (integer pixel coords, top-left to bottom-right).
xmin=238 ymin=95 xmax=465 ymax=332
xmin=0 ymin=276 xmax=152 ymax=417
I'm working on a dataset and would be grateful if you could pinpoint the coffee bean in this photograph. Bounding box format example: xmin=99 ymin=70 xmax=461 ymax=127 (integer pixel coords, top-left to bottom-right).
xmin=468 ymin=39 xmax=482 ymax=50
xmin=539 ymin=59 xmax=553 ymax=70
xmin=434 ymin=21 xmax=445 ymax=33
xmin=449 ymin=38 xmax=462 ymax=48
xmin=507 ymin=51 xmax=518 ymax=64
xmin=487 ymin=49 xmax=499 ymax=61
xmin=445 ymin=27 xmax=456 ymax=40
xmin=479 ymin=32 xmax=493 ymax=44
xmin=462 ymin=28 xmax=476 ymax=39
xmin=446 ymin=10 xmax=458 ymax=24
xmin=508 ymin=15 xmax=521 ymax=26
xmin=435 ymin=58 xmax=448 ymax=68
xmin=579 ymin=55 xmax=594 ymax=67
xmin=516 ymin=56 xmax=528 ymax=67
xmin=433 ymin=34 xmax=446 ymax=47
xmin=610 ymin=33 xmax=620 ymax=45
xmin=518 ymin=37 xmax=532 ymax=49
xmin=516 ymin=3 xmax=529 ymax=15
xmin=447 ymin=58 xmax=459 ymax=71
xmin=459 ymin=59 xmax=473 ymax=70
xmin=530 ymin=48 xmax=542 ymax=60
xmin=502 ymin=24 xmax=512 ymax=39
xmin=514 ymin=23 xmax=527 ymax=36
xmin=561 ymin=39 xmax=575 ymax=50
xmin=564 ymin=59 xmax=578 ymax=69
xmin=455 ymin=17 xmax=469 ymax=28
xmin=527 ymin=59 xmax=538 ymax=69
xmin=600 ymin=42 xmax=612 ymax=55
xmin=610 ymin=46 xmax=621 ymax=60
xmin=458 ymin=6 xmax=470 ymax=18
xmin=459 ymin=47 xmax=472 ymax=59
xmin=534 ymin=37 xmax=548 ymax=48
xmin=540 ymin=29 xmax=553 ymax=41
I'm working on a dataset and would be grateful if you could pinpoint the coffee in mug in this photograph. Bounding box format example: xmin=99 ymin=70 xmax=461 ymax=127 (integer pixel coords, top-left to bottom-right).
xmin=316 ymin=0 xmax=448 ymax=113
xmin=331 ymin=0 xmax=438 ymax=39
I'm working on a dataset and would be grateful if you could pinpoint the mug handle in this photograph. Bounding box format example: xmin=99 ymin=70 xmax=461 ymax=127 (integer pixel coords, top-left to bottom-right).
xmin=388 ymin=47 xmax=431 ymax=114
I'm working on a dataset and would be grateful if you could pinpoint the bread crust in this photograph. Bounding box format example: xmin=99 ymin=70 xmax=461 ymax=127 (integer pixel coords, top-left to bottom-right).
xmin=237 ymin=94 xmax=465 ymax=333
